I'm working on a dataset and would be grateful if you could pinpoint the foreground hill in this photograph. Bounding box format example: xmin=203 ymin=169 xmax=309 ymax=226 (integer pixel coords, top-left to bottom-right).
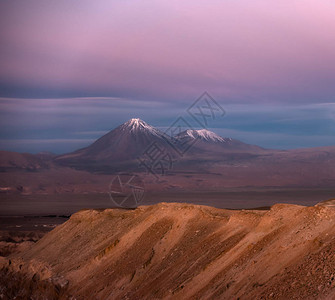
xmin=1 ymin=203 xmax=335 ymax=299
xmin=317 ymin=198 xmax=335 ymax=207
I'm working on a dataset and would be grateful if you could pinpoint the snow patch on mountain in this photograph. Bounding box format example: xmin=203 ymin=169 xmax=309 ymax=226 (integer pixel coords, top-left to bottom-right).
xmin=121 ymin=118 xmax=162 ymax=137
xmin=183 ymin=129 xmax=231 ymax=143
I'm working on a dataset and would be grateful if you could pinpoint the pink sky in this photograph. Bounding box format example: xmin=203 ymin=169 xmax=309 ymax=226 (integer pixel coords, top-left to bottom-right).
xmin=0 ymin=0 xmax=335 ymax=103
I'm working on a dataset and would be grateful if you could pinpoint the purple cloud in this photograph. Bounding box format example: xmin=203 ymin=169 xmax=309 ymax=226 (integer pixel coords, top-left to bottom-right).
xmin=0 ymin=0 xmax=335 ymax=102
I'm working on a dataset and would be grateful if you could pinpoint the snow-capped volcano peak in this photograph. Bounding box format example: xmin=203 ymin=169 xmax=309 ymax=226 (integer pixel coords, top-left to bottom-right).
xmin=56 ymin=118 xmax=263 ymax=166
xmin=120 ymin=118 xmax=162 ymax=137
xmin=182 ymin=129 xmax=231 ymax=143
xmin=127 ymin=118 xmax=146 ymax=128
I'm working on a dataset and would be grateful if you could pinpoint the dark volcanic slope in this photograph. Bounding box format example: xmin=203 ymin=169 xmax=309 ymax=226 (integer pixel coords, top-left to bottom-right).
xmin=52 ymin=118 xmax=335 ymax=189
xmin=55 ymin=118 xmax=266 ymax=167
xmin=55 ymin=118 xmax=170 ymax=164
xmin=1 ymin=203 xmax=335 ymax=299
xmin=175 ymin=128 xmax=266 ymax=154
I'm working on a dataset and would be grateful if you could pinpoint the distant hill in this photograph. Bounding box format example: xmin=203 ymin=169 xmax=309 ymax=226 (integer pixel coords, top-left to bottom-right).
xmin=0 ymin=151 xmax=50 ymax=171
xmin=1 ymin=119 xmax=335 ymax=192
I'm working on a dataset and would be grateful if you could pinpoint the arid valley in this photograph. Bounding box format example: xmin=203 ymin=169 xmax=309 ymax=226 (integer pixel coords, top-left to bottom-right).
xmin=1 ymin=119 xmax=335 ymax=299
xmin=1 ymin=1 xmax=335 ymax=298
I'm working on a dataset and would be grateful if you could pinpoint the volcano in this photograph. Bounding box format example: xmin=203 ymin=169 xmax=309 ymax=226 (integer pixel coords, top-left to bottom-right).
xmin=56 ymin=119 xmax=167 ymax=164
xmin=55 ymin=118 xmax=262 ymax=169
xmin=175 ymin=129 xmax=265 ymax=154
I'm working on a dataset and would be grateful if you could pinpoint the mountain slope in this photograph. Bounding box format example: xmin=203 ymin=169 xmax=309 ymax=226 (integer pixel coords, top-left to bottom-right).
xmin=56 ymin=118 xmax=169 ymax=165
xmin=176 ymin=129 xmax=266 ymax=154
xmin=177 ymin=129 xmax=230 ymax=143
xmin=55 ymin=118 xmax=267 ymax=169
xmin=1 ymin=203 xmax=335 ymax=299
xmin=0 ymin=151 xmax=51 ymax=171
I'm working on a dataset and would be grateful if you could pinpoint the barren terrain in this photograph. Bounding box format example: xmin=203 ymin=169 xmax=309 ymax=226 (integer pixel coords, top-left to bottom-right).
xmin=1 ymin=201 xmax=335 ymax=299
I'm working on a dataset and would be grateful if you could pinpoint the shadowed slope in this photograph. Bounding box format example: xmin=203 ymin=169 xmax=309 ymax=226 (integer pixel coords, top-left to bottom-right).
xmin=1 ymin=202 xmax=335 ymax=299
xmin=54 ymin=118 xmax=267 ymax=170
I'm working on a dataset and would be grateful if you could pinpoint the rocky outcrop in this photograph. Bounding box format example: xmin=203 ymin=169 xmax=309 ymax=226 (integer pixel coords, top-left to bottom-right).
xmin=1 ymin=203 xmax=335 ymax=299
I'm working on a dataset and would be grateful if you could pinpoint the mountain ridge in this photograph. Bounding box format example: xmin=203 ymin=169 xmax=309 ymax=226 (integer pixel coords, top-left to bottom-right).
xmin=1 ymin=202 xmax=334 ymax=299
xmin=55 ymin=118 xmax=264 ymax=167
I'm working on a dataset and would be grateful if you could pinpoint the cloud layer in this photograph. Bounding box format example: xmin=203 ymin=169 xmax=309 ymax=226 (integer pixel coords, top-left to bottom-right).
xmin=1 ymin=1 xmax=335 ymax=152
xmin=1 ymin=0 xmax=335 ymax=102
